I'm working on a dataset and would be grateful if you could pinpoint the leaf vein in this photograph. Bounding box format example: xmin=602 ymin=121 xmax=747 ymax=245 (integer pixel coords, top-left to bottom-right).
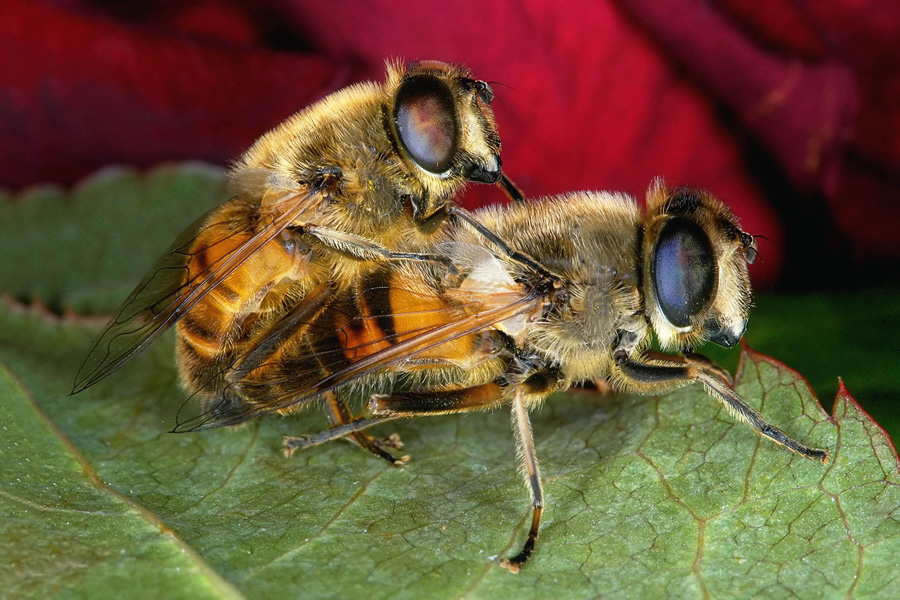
xmin=4 ymin=366 xmax=246 ymax=600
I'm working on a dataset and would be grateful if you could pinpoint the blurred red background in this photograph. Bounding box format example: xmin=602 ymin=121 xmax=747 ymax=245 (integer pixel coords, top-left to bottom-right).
xmin=3 ymin=0 xmax=899 ymax=290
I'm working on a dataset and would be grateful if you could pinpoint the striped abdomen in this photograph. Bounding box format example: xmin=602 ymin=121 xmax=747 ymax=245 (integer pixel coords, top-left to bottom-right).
xmin=232 ymin=263 xmax=509 ymax=413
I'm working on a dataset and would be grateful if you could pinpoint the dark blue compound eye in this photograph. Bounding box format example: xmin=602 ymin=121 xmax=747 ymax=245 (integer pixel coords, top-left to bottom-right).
xmin=652 ymin=218 xmax=716 ymax=327
xmin=394 ymin=75 xmax=459 ymax=173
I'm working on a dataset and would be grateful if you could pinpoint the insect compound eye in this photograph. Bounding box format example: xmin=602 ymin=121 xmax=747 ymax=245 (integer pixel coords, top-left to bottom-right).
xmin=739 ymin=232 xmax=759 ymax=264
xmin=651 ymin=218 xmax=716 ymax=328
xmin=458 ymin=77 xmax=494 ymax=105
xmin=743 ymin=245 xmax=759 ymax=264
xmin=475 ymin=80 xmax=494 ymax=104
xmin=394 ymin=74 xmax=459 ymax=174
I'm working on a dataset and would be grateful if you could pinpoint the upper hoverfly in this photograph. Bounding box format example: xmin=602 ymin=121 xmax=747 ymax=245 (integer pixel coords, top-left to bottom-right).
xmin=73 ymin=60 xmax=519 ymax=428
xmin=169 ymin=179 xmax=829 ymax=572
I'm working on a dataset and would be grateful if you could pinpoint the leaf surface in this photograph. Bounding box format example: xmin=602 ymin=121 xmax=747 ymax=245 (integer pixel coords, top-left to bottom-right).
xmin=0 ymin=165 xmax=227 ymax=315
xmin=1 ymin=166 xmax=898 ymax=599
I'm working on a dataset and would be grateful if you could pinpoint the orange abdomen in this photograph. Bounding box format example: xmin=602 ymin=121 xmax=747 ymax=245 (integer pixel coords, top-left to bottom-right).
xmin=175 ymin=201 xmax=309 ymax=394
xmin=330 ymin=267 xmax=477 ymax=367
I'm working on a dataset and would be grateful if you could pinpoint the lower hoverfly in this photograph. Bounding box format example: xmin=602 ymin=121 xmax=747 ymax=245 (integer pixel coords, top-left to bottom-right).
xmin=168 ymin=179 xmax=828 ymax=572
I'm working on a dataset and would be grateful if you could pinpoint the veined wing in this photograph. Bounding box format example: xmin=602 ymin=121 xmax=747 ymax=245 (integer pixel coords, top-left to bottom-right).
xmin=72 ymin=187 xmax=321 ymax=394
xmin=173 ymin=268 xmax=541 ymax=432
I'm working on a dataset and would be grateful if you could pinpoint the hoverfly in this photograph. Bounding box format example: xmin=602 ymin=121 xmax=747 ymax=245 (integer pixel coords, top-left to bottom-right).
xmin=168 ymin=179 xmax=828 ymax=572
xmin=73 ymin=59 xmax=520 ymax=440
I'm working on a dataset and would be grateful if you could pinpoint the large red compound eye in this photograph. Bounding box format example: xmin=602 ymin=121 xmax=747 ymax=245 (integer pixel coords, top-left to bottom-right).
xmin=393 ymin=75 xmax=459 ymax=174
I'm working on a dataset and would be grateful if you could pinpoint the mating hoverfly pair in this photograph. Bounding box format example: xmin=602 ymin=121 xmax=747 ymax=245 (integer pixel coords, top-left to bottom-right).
xmin=73 ymin=60 xmax=829 ymax=572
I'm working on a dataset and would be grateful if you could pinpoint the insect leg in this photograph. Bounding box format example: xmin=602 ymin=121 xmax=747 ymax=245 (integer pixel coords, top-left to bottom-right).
xmin=369 ymin=382 xmax=505 ymax=416
xmin=323 ymin=391 xmax=409 ymax=466
xmin=643 ymin=349 xmax=733 ymax=386
xmin=282 ymin=414 xmax=405 ymax=458
xmin=682 ymin=352 xmax=734 ymax=386
xmin=446 ymin=206 xmax=559 ymax=280
xmin=302 ymin=225 xmax=457 ymax=271
xmin=284 ymin=364 xmax=508 ymax=462
xmin=371 ymin=382 xmax=546 ymax=572
xmin=613 ymin=351 xmax=829 ymax=463
xmin=499 ymin=386 xmax=544 ymax=574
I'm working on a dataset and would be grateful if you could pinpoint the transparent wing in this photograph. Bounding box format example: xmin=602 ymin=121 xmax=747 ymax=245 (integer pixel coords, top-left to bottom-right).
xmin=173 ymin=273 xmax=540 ymax=432
xmin=72 ymin=187 xmax=320 ymax=394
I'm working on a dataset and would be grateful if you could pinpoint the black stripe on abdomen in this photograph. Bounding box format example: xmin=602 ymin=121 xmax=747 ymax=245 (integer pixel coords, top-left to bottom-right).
xmin=358 ymin=266 xmax=398 ymax=341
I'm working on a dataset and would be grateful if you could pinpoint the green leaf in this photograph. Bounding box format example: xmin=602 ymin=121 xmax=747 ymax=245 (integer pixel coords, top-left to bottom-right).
xmin=700 ymin=291 xmax=900 ymax=444
xmin=0 ymin=362 xmax=241 ymax=599
xmin=2 ymin=165 xmax=899 ymax=598
xmin=3 ymin=300 xmax=900 ymax=598
xmin=0 ymin=164 xmax=226 ymax=315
